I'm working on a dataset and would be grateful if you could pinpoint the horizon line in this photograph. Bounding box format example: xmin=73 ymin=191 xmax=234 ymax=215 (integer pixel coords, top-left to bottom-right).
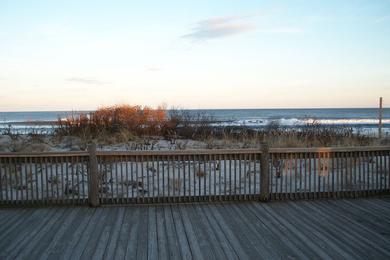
xmin=0 ymin=106 xmax=389 ymax=113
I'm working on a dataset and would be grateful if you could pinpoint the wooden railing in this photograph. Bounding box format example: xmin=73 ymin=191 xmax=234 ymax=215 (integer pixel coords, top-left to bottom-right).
xmin=269 ymin=147 xmax=390 ymax=200
xmin=0 ymin=152 xmax=89 ymax=206
xmin=0 ymin=146 xmax=389 ymax=206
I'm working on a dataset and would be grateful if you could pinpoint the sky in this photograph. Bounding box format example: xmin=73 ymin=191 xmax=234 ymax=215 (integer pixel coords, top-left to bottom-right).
xmin=0 ymin=0 xmax=389 ymax=111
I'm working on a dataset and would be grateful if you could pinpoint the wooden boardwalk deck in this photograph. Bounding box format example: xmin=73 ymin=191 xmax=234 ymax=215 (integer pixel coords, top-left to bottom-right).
xmin=1 ymin=198 xmax=390 ymax=259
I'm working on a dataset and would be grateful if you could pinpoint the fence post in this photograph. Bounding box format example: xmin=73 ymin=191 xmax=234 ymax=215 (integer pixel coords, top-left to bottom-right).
xmin=260 ymin=142 xmax=270 ymax=201
xmin=88 ymin=142 xmax=100 ymax=207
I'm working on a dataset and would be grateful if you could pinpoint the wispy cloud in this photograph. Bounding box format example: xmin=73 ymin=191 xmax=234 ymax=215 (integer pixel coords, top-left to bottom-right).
xmin=182 ymin=14 xmax=303 ymax=41
xmin=66 ymin=77 xmax=108 ymax=85
xmin=146 ymin=67 xmax=162 ymax=72
xmin=182 ymin=15 xmax=256 ymax=41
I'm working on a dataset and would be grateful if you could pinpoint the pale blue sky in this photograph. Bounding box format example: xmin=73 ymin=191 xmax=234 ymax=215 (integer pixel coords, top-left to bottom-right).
xmin=0 ymin=0 xmax=389 ymax=111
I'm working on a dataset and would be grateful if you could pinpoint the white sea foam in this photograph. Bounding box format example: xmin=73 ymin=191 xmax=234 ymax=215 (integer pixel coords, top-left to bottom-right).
xmin=214 ymin=118 xmax=390 ymax=127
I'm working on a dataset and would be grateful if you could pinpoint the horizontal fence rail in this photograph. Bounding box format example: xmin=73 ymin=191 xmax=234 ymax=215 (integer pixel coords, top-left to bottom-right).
xmin=0 ymin=146 xmax=389 ymax=206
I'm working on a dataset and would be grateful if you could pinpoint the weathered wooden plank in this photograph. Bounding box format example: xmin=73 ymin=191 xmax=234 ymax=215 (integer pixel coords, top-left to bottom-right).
xmin=327 ymin=199 xmax=390 ymax=232
xmin=205 ymin=204 xmax=249 ymax=259
xmin=28 ymin=207 xmax=81 ymax=259
xmin=163 ymin=205 xmax=182 ymax=260
xmin=0 ymin=209 xmax=56 ymax=258
xmin=155 ymin=206 xmax=169 ymax=260
xmin=178 ymin=205 xmax=204 ymax=260
xmin=272 ymin=201 xmax=359 ymax=259
xmin=296 ymin=201 xmax=374 ymax=258
xmin=147 ymin=206 xmax=158 ymax=260
xmin=15 ymin=208 xmax=69 ymax=259
xmin=65 ymin=208 xmax=100 ymax=259
xmin=250 ymin=203 xmax=317 ymax=259
xmin=170 ymin=205 xmax=193 ymax=260
xmin=259 ymin=203 xmax=332 ymax=259
xmin=125 ymin=207 xmax=141 ymax=259
xmin=78 ymin=208 xmax=111 ymax=259
xmin=214 ymin=203 xmax=266 ymax=259
xmin=228 ymin=203 xmax=281 ymax=259
xmin=136 ymin=207 xmax=149 ymax=260
xmin=1 ymin=199 xmax=390 ymax=259
xmin=359 ymin=198 xmax=390 ymax=214
xmin=0 ymin=209 xmax=17 ymax=222
xmin=192 ymin=204 xmax=227 ymax=259
xmin=103 ymin=207 xmax=125 ymax=259
xmin=237 ymin=202 xmax=306 ymax=259
xmin=301 ymin=201 xmax=390 ymax=258
xmin=92 ymin=208 xmax=121 ymax=260
xmin=0 ymin=209 xmax=31 ymax=238
xmin=114 ymin=207 xmax=137 ymax=260
xmin=47 ymin=207 xmax=95 ymax=259
xmin=0 ymin=209 xmax=54 ymax=257
xmin=314 ymin=200 xmax=390 ymax=248
xmin=201 ymin=204 xmax=243 ymax=260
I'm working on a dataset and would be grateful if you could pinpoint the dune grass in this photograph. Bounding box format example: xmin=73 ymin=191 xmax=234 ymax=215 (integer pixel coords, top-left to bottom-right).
xmin=52 ymin=104 xmax=378 ymax=148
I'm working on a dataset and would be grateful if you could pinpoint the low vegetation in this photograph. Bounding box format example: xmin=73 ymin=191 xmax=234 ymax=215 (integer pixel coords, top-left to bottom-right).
xmin=52 ymin=104 xmax=376 ymax=148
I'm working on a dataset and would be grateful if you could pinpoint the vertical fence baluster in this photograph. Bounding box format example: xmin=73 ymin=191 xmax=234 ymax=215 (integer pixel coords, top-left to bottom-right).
xmin=8 ymin=157 xmax=13 ymax=205
xmin=386 ymin=151 xmax=389 ymax=191
xmin=130 ymin=155 xmax=134 ymax=202
xmin=260 ymin=144 xmax=269 ymax=202
xmin=280 ymin=153 xmax=284 ymax=200
xmin=58 ymin=156 xmax=63 ymax=204
xmin=209 ymin=154 xmax=212 ymax=200
xmin=248 ymin=153 xmax=252 ymax=200
xmin=269 ymin=153 xmax=273 ymax=199
xmin=331 ymin=152 xmax=335 ymax=198
xmin=193 ymin=154 xmax=197 ymax=202
xmin=340 ymin=151 xmax=344 ymax=197
xmin=228 ymin=154 xmax=231 ymax=200
xmin=4 ymin=157 xmax=8 ymax=205
xmin=297 ymin=153 xmax=301 ymax=199
xmin=359 ymin=151 xmax=363 ymax=196
xmin=380 ymin=151 xmax=383 ymax=193
xmin=16 ymin=157 xmax=25 ymax=205
xmin=375 ymin=151 xmax=379 ymax=194
xmin=214 ymin=154 xmax=217 ymax=200
xmin=203 ymin=155 xmax=206 ymax=201
xmin=178 ymin=154 xmax=182 ymax=203
xmin=34 ymin=157 xmax=39 ymax=204
xmin=293 ymin=153 xmax=299 ymax=199
xmin=151 ymin=155 xmax=154 ymax=203
xmin=143 ymin=155 xmax=147 ymax=204
xmin=286 ymin=153 xmax=290 ymax=199
xmin=369 ymin=151 xmax=373 ymax=195
xmin=127 ymin=155 xmax=131 ymax=203
xmin=353 ymin=151 xmax=357 ymax=198
xmin=340 ymin=152 xmax=344 ymax=197
xmin=0 ymin=158 xmax=3 ymax=205
xmin=294 ymin=153 xmax=297 ymax=199
xmin=242 ymin=153 xmax=245 ymax=199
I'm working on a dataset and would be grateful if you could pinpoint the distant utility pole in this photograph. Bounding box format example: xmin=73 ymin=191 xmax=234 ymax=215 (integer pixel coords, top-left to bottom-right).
xmin=379 ymin=97 xmax=383 ymax=138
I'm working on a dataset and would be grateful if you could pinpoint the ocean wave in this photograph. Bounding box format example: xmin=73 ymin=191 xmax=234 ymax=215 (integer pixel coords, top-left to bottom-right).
xmin=213 ymin=118 xmax=390 ymax=127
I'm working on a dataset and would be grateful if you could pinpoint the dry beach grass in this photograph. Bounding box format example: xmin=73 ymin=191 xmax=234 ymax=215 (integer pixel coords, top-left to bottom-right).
xmin=0 ymin=104 xmax=385 ymax=153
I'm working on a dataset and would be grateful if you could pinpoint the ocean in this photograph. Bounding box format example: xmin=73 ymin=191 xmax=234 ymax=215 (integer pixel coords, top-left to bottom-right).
xmin=0 ymin=108 xmax=389 ymax=135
